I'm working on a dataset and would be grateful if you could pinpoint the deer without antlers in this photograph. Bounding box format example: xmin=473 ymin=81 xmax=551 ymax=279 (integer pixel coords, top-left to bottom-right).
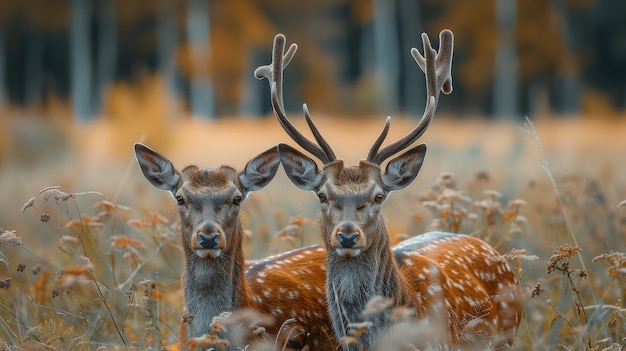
xmin=134 ymin=143 xmax=335 ymax=350
xmin=257 ymin=31 xmax=522 ymax=349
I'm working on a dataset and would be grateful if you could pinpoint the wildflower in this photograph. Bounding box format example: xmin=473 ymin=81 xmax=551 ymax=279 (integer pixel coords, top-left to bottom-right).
xmin=507 ymin=199 xmax=527 ymax=210
xmin=0 ymin=230 xmax=22 ymax=248
xmin=32 ymin=265 xmax=41 ymax=275
xmin=389 ymin=307 xmax=416 ymax=322
xmin=608 ymin=318 xmax=617 ymax=329
xmin=362 ymin=296 xmax=393 ymax=316
xmin=530 ymin=283 xmax=543 ymax=298
xmin=186 ymin=334 xmax=229 ymax=350
xmin=110 ymin=235 xmax=145 ymax=250
xmin=40 ymin=186 xmax=75 ymax=202
xmin=347 ymin=321 xmax=373 ymax=337
xmin=182 ymin=313 xmax=195 ymax=325
xmin=547 ymin=244 xmax=582 ymax=274
xmin=51 ymin=288 xmax=61 ymax=298
xmin=93 ymin=200 xmax=131 ymax=213
xmin=592 ymin=251 xmax=626 ymax=277
xmin=127 ymin=282 xmax=138 ymax=298
xmin=210 ymin=312 xmax=230 ymax=335
xmin=224 ymin=308 xmax=274 ymax=332
xmin=502 ymin=248 xmax=539 ymax=263
xmin=21 ymin=197 xmax=36 ymax=212
xmin=483 ymin=190 xmax=502 ymax=200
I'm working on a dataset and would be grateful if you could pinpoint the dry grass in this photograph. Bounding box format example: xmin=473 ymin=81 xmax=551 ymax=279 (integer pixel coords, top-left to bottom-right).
xmin=0 ymin=77 xmax=625 ymax=349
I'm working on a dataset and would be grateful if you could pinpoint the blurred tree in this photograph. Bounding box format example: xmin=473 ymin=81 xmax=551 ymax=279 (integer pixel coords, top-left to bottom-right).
xmin=0 ymin=0 xmax=624 ymax=119
xmin=0 ymin=22 xmax=6 ymax=110
xmin=71 ymin=0 xmax=93 ymax=121
xmin=373 ymin=0 xmax=400 ymax=113
xmin=398 ymin=0 xmax=426 ymax=115
xmin=157 ymin=0 xmax=183 ymax=121
xmin=186 ymin=0 xmax=214 ymax=119
xmin=94 ymin=0 xmax=117 ymax=116
xmin=493 ymin=0 xmax=518 ymax=119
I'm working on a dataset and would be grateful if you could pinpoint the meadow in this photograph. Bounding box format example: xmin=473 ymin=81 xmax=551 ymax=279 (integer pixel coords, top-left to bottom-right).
xmin=0 ymin=81 xmax=625 ymax=350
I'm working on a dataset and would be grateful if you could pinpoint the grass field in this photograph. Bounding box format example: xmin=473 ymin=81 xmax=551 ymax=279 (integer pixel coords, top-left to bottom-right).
xmin=0 ymin=100 xmax=625 ymax=349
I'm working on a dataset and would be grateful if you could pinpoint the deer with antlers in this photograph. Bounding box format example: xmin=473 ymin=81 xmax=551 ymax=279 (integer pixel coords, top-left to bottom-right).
xmin=134 ymin=143 xmax=336 ymax=350
xmin=256 ymin=32 xmax=522 ymax=349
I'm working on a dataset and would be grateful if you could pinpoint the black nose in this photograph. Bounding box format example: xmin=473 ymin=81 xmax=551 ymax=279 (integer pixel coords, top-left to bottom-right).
xmin=337 ymin=232 xmax=359 ymax=248
xmin=197 ymin=232 xmax=220 ymax=249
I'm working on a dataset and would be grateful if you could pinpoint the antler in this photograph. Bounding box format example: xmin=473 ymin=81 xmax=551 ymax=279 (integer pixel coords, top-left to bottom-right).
xmin=255 ymin=34 xmax=336 ymax=164
xmin=366 ymin=29 xmax=454 ymax=165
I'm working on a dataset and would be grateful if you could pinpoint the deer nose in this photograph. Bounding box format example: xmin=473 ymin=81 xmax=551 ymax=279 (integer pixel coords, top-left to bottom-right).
xmin=337 ymin=231 xmax=359 ymax=248
xmin=197 ymin=232 xmax=220 ymax=249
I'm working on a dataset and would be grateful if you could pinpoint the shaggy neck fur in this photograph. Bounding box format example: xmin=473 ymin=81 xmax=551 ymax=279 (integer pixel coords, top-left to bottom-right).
xmin=324 ymin=220 xmax=416 ymax=350
xmin=182 ymin=219 xmax=250 ymax=341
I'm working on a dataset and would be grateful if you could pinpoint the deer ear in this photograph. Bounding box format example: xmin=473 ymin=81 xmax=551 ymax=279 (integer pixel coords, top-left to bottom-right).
xmin=239 ymin=145 xmax=280 ymax=192
xmin=278 ymin=143 xmax=323 ymax=191
xmin=134 ymin=143 xmax=181 ymax=194
xmin=381 ymin=144 xmax=427 ymax=191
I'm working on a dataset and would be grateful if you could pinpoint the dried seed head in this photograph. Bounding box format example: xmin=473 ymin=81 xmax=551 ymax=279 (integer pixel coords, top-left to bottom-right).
xmin=346 ymin=321 xmax=373 ymax=337
xmin=21 ymin=197 xmax=36 ymax=212
xmin=530 ymin=283 xmax=543 ymax=298
xmin=182 ymin=313 xmax=195 ymax=325
xmin=362 ymin=296 xmax=393 ymax=316
xmin=483 ymin=190 xmax=502 ymax=200
xmin=40 ymin=186 xmax=75 ymax=202
xmin=0 ymin=230 xmax=22 ymax=248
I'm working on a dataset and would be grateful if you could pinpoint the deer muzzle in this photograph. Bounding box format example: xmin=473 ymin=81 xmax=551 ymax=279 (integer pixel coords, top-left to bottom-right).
xmin=333 ymin=222 xmax=363 ymax=257
xmin=192 ymin=222 xmax=225 ymax=258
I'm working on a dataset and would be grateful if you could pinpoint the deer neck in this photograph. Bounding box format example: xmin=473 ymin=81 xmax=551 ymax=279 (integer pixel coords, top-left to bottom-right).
xmin=324 ymin=220 xmax=415 ymax=349
xmin=182 ymin=220 xmax=250 ymax=338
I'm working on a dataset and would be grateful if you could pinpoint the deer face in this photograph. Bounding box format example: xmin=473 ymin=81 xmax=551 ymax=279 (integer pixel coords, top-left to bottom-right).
xmin=134 ymin=143 xmax=280 ymax=260
xmin=174 ymin=166 xmax=244 ymax=259
xmin=315 ymin=161 xmax=385 ymax=257
xmin=279 ymin=143 xmax=427 ymax=258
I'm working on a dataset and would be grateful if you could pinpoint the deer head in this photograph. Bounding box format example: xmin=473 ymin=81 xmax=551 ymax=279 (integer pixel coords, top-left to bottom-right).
xmin=256 ymin=31 xmax=453 ymax=258
xmin=134 ymin=143 xmax=280 ymax=260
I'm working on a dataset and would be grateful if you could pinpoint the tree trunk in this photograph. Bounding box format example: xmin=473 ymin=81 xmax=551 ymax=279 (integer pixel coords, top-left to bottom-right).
xmin=373 ymin=0 xmax=399 ymax=113
xmin=551 ymin=0 xmax=581 ymax=115
xmin=158 ymin=0 xmax=182 ymax=121
xmin=0 ymin=24 xmax=7 ymax=110
xmin=95 ymin=0 xmax=117 ymax=115
xmin=24 ymin=29 xmax=43 ymax=107
xmin=71 ymin=0 xmax=93 ymax=121
xmin=492 ymin=0 xmax=518 ymax=119
xmin=238 ymin=48 xmax=264 ymax=118
xmin=398 ymin=0 xmax=425 ymax=116
xmin=186 ymin=0 xmax=214 ymax=119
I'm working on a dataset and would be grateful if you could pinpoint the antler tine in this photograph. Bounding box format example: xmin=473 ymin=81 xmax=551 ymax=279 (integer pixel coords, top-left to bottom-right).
xmin=258 ymin=34 xmax=336 ymax=164
xmin=270 ymin=83 xmax=332 ymax=163
xmin=254 ymin=34 xmax=298 ymax=109
xmin=367 ymin=29 xmax=454 ymax=165
xmin=303 ymin=104 xmax=337 ymax=162
xmin=366 ymin=117 xmax=391 ymax=162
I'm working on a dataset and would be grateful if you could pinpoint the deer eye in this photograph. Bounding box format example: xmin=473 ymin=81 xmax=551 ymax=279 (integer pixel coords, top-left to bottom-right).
xmin=175 ymin=195 xmax=185 ymax=206
xmin=233 ymin=195 xmax=242 ymax=205
xmin=318 ymin=193 xmax=327 ymax=203
xmin=374 ymin=194 xmax=384 ymax=203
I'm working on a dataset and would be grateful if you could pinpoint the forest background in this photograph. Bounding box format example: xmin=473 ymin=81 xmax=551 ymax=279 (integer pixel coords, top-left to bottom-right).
xmin=0 ymin=0 xmax=625 ymax=349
